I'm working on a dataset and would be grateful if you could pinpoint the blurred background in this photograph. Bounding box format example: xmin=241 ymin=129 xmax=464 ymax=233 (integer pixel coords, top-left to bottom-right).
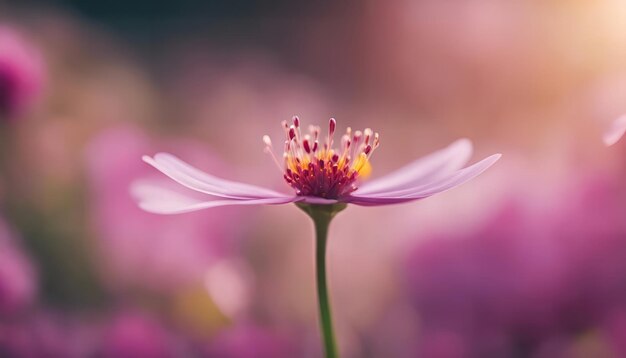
xmin=1 ymin=0 xmax=626 ymax=357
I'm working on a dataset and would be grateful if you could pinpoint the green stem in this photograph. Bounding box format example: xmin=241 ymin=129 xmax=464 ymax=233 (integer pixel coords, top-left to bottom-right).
xmin=297 ymin=203 xmax=346 ymax=358
xmin=315 ymin=212 xmax=337 ymax=358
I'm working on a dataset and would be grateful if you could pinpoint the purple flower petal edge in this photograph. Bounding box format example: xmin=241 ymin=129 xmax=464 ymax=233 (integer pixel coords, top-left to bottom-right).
xmin=345 ymin=153 xmax=501 ymax=206
xmin=355 ymin=139 xmax=473 ymax=195
xmin=131 ymin=179 xmax=300 ymax=214
xmin=143 ymin=153 xmax=289 ymax=199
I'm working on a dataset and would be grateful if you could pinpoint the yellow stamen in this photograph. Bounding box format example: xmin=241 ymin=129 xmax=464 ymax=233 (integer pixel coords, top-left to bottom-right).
xmin=352 ymin=153 xmax=372 ymax=178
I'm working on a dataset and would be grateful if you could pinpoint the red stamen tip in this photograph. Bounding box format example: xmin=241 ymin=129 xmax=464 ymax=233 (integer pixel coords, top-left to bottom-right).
xmin=329 ymin=118 xmax=336 ymax=135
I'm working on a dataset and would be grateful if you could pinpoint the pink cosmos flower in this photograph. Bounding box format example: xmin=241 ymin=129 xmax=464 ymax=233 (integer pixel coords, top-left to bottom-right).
xmin=133 ymin=116 xmax=500 ymax=357
xmin=132 ymin=117 xmax=501 ymax=213
xmin=604 ymin=114 xmax=626 ymax=146
xmin=0 ymin=26 xmax=44 ymax=119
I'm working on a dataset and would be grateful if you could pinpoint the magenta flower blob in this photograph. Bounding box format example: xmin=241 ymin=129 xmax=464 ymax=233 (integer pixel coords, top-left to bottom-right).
xmin=0 ymin=26 xmax=44 ymax=120
xmin=132 ymin=117 xmax=501 ymax=213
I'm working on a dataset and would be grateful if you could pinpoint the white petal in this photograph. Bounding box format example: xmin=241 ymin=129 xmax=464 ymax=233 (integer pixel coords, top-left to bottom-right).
xmin=603 ymin=114 xmax=626 ymax=146
xmin=131 ymin=180 xmax=299 ymax=214
xmin=143 ymin=153 xmax=287 ymax=199
xmin=355 ymin=139 xmax=473 ymax=195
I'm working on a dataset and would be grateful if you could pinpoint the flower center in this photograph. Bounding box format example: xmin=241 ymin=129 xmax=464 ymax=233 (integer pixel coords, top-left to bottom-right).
xmin=264 ymin=117 xmax=380 ymax=199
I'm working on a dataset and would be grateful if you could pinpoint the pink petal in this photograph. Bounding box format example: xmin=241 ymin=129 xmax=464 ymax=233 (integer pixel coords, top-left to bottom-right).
xmin=603 ymin=115 xmax=626 ymax=146
xmin=131 ymin=180 xmax=300 ymax=214
xmin=355 ymin=139 xmax=473 ymax=195
xmin=143 ymin=153 xmax=287 ymax=199
xmin=347 ymin=154 xmax=501 ymax=206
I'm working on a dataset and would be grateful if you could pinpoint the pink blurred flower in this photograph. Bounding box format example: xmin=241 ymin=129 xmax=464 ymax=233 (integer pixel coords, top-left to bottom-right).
xmin=133 ymin=117 xmax=500 ymax=213
xmin=405 ymin=176 xmax=626 ymax=356
xmin=0 ymin=314 xmax=68 ymax=357
xmin=203 ymin=324 xmax=300 ymax=358
xmin=604 ymin=309 xmax=626 ymax=357
xmin=0 ymin=217 xmax=36 ymax=316
xmin=0 ymin=310 xmax=99 ymax=357
xmin=86 ymin=126 xmax=241 ymax=294
xmin=604 ymin=114 xmax=626 ymax=146
xmin=99 ymin=311 xmax=178 ymax=358
xmin=0 ymin=26 xmax=44 ymax=120
xmin=2 ymin=309 xmax=184 ymax=358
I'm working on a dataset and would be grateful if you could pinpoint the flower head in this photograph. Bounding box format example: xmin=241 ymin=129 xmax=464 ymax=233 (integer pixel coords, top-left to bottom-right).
xmin=264 ymin=116 xmax=378 ymax=199
xmin=132 ymin=117 xmax=501 ymax=214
